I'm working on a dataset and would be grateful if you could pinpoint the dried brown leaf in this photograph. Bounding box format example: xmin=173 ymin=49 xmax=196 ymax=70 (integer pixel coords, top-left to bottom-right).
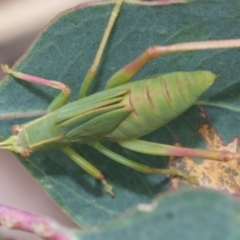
xmin=169 ymin=123 xmax=240 ymax=196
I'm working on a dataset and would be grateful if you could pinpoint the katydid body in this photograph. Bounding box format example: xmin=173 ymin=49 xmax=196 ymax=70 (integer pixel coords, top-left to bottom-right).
xmin=3 ymin=71 xmax=215 ymax=153
xmin=1 ymin=0 xmax=240 ymax=196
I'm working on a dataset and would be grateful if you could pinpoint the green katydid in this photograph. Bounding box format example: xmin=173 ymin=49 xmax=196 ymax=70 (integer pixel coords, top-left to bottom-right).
xmin=1 ymin=0 xmax=240 ymax=196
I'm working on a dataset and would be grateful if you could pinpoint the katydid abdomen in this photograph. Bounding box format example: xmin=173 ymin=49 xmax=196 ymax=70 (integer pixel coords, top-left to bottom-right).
xmin=107 ymin=70 xmax=216 ymax=140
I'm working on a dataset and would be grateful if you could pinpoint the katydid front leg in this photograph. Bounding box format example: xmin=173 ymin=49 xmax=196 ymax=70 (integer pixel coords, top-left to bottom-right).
xmin=1 ymin=64 xmax=71 ymax=112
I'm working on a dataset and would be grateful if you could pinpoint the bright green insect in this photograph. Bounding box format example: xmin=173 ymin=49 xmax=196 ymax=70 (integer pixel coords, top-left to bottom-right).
xmin=1 ymin=0 xmax=240 ymax=196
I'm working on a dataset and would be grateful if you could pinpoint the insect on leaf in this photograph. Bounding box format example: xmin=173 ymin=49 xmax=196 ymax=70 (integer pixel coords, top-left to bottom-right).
xmin=0 ymin=0 xmax=240 ymax=227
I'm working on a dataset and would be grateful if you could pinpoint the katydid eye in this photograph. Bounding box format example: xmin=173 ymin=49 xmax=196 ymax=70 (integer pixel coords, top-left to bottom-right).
xmin=20 ymin=149 xmax=31 ymax=158
xmin=12 ymin=125 xmax=21 ymax=135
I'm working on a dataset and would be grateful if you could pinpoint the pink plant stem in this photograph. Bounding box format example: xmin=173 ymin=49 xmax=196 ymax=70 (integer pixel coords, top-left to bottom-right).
xmin=0 ymin=204 xmax=77 ymax=240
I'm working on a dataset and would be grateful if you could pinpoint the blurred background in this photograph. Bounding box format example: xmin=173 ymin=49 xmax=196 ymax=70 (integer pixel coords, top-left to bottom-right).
xmin=0 ymin=0 xmax=93 ymax=239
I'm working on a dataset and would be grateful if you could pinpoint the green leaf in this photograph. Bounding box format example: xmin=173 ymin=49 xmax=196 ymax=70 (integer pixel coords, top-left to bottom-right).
xmin=71 ymin=189 xmax=240 ymax=239
xmin=1 ymin=0 xmax=240 ymax=229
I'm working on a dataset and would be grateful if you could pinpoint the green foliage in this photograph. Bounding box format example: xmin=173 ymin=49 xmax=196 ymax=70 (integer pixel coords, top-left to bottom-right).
xmin=0 ymin=1 xmax=240 ymax=237
xmin=75 ymin=189 xmax=240 ymax=240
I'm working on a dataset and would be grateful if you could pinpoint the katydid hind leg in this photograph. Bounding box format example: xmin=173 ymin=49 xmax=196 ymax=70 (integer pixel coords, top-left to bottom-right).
xmin=118 ymin=139 xmax=240 ymax=162
xmin=1 ymin=64 xmax=71 ymax=112
xmin=105 ymin=39 xmax=240 ymax=89
xmin=79 ymin=0 xmax=124 ymax=98
xmin=62 ymin=146 xmax=114 ymax=196
xmin=89 ymin=142 xmax=197 ymax=185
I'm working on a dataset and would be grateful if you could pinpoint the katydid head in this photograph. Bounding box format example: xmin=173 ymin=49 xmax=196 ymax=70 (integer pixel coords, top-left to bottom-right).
xmin=0 ymin=125 xmax=32 ymax=157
